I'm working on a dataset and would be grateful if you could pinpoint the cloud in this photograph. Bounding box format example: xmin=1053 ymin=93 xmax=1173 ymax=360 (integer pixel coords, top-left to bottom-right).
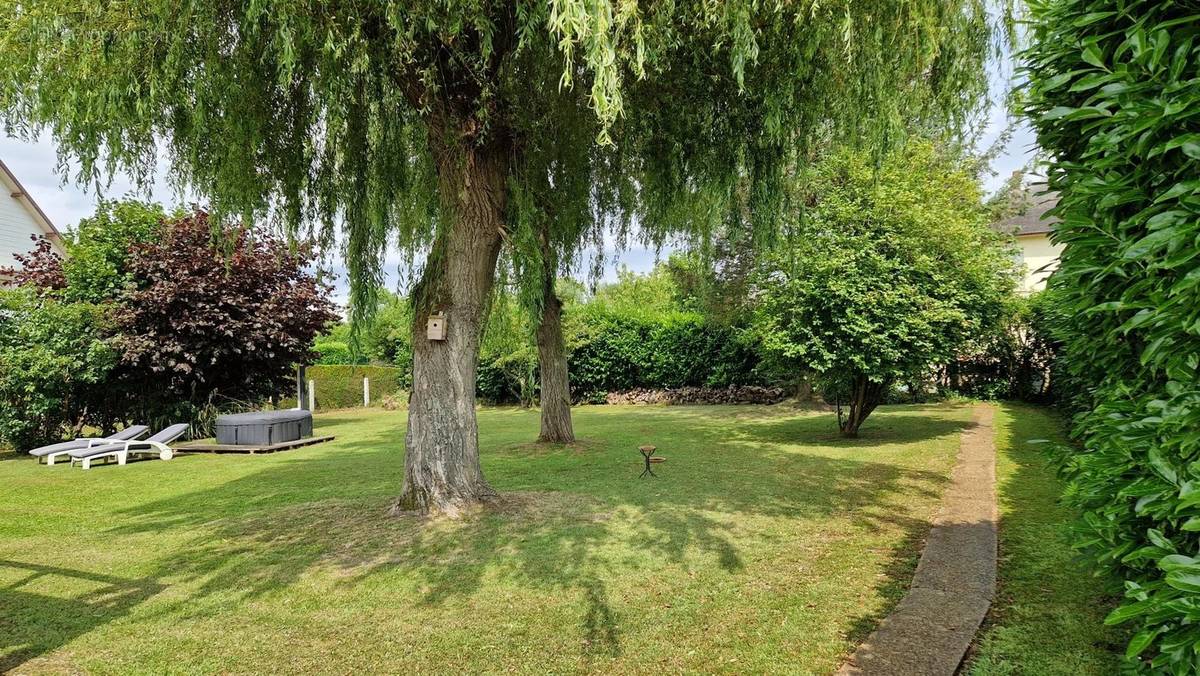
xmin=0 ymin=132 xmax=193 ymax=231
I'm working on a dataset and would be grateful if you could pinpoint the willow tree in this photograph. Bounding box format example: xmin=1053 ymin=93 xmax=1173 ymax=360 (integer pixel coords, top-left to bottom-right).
xmin=0 ymin=1 xmax=1002 ymax=515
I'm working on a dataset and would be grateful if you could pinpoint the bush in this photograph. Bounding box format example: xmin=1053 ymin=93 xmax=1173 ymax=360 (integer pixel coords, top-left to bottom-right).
xmin=2 ymin=206 xmax=338 ymax=438
xmin=476 ymin=293 xmax=537 ymax=406
xmin=476 ymin=349 xmax=536 ymax=405
xmin=0 ymin=289 xmax=117 ymax=450
xmin=945 ymin=292 xmax=1058 ymax=403
xmin=60 ymin=200 xmax=166 ymax=303
xmin=568 ymin=308 xmax=763 ymax=401
xmin=118 ymin=211 xmax=336 ymax=399
xmin=312 ymin=292 xmax=412 ymax=375
xmin=1022 ymin=1 xmax=1200 ymax=668
xmin=323 ymin=268 xmax=768 ymax=406
xmin=313 ymin=340 xmax=364 ymax=365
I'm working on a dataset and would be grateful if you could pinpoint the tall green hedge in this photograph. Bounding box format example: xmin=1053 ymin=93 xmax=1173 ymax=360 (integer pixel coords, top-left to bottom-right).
xmin=1023 ymin=1 xmax=1200 ymax=669
xmin=283 ymin=365 xmax=405 ymax=410
xmin=568 ymin=309 xmax=762 ymax=403
xmin=472 ymin=309 xmax=763 ymax=406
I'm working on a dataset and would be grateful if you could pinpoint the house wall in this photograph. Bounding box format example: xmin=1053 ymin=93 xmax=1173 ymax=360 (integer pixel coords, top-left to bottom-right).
xmin=0 ymin=191 xmax=50 ymax=269
xmin=1016 ymin=233 xmax=1063 ymax=293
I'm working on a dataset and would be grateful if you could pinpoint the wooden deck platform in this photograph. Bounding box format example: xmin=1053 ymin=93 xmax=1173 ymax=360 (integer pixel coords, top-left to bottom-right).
xmin=176 ymin=435 xmax=335 ymax=454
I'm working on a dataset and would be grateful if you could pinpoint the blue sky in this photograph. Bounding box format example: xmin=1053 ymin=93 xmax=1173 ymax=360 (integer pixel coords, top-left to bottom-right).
xmin=0 ymin=72 xmax=1037 ymax=300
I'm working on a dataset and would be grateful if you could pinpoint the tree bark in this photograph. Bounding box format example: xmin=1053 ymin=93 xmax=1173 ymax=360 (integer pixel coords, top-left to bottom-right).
xmin=536 ymin=282 xmax=575 ymax=443
xmin=392 ymin=123 xmax=509 ymax=517
xmin=837 ymin=375 xmax=887 ymax=438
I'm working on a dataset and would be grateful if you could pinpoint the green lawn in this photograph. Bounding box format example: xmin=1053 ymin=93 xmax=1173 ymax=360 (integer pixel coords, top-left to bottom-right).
xmin=966 ymin=403 xmax=1127 ymax=675
xmin=0 ymin=403 xmax=975 ymax=674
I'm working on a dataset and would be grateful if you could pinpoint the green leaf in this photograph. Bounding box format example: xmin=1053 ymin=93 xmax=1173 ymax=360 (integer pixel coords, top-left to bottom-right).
xmin=1123 ymin=227 xmax=1178 ymax=259
xmin=1042 ymin=71 xmax=1080 ymax=91
xmin=1149 ymin=450 xmax=1179 ymax=485
xmin=1082 ymin=43 xmax=1108 ymax=70
xmin=1073 ymin=11 xmax=1116 ymax=27
xmin=1164 ymin=134 xmax=1200 ymax=154
xmin=1069 ymin=72 xmax=1113 ymax=92
xmin=1148 ymin=528 xmax=1178 ymax=551
xmin=1041 ymin=106 xmax=1077 ymax=121
xmin=1166 ymin=571 xmax=1200 ymax=593
xmin=1146 ymin=210 xmax=1187 ymax=230
xmin=1126 ymin=627 xmax=1161 ymax=658
xmin=1105 ymin=599 xmax=1155 ymax=625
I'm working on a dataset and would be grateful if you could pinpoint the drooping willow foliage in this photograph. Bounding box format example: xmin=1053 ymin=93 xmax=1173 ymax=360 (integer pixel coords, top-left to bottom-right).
xmin=0 ymin=1 xmax=1006 ymax=322
xmin=1022 ymin=0 xmax=1200 ymax=670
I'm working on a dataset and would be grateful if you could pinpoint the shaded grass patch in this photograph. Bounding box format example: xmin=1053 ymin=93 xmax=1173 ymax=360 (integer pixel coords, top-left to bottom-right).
xmin=2 ymin=403 xmax=972 ymax=674
xmin=965 ymin=403 xmax=1127 ymax=675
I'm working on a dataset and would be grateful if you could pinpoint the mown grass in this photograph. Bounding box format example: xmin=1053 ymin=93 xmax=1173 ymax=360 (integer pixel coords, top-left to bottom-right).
xmin=0 ymin=403 xmax=974 ymax=674
xmin=965 ymin=403 xmax=1127 ymax=675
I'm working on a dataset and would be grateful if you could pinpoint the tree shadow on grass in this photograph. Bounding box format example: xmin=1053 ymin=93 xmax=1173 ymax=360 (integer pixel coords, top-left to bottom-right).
xmin=839 ymin=523 xmax=932 ymax=648
xmin=0 ymin=560 xmax=164 ymax=672
xmin=72 ymin=405 xmax=966 ymax=666
xmin=963 ymin=402 xmax=1129 ymax=673
xmin=739 ymin=409 xmax=976 ymax=447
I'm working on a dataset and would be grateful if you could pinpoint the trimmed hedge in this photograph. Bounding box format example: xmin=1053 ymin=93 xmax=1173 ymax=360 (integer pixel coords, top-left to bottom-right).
xmin=281 ymin=365 xmax=405 ymax=410
xmin=1023 ymin=1 xmax=1200 ymax=669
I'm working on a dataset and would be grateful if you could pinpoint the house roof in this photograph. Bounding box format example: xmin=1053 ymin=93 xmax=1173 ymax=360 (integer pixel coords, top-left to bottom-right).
xmin=994 ymin=183 xmax=1060 ymax=237
xmin=0 ymin=156 xmax=64 ymax=247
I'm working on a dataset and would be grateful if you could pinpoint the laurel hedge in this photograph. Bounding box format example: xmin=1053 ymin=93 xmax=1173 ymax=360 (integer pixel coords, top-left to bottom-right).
xmin=1023 ymin=0 xmax=1200 ymax=669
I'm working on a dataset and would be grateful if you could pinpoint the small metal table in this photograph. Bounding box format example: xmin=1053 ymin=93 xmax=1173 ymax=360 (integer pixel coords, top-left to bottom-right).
xmin=639 ymin=445 xmax=658 ymax=478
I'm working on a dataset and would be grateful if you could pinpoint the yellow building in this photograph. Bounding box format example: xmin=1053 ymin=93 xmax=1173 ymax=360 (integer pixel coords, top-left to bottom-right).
xmin=995 ymin=185 xmax=1062 ymax=294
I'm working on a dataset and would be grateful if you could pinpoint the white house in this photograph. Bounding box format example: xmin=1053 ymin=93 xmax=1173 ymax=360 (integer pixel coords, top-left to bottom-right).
xmin=0 ymin=157 xmax=64 ymax=281
xmin=994 ymin=183 xmax=1063 ymax=294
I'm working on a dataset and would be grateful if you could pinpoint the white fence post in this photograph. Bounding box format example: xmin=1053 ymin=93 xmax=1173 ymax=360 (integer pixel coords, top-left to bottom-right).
xmin=363 ymin=377 xmax=370 ymax=407
xmin=308 ymin=379 xmax=316 ymax=411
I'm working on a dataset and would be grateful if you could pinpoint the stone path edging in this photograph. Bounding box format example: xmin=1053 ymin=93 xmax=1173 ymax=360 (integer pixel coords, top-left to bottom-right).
xmin=836 ymin=404 xmax=997 ymax=675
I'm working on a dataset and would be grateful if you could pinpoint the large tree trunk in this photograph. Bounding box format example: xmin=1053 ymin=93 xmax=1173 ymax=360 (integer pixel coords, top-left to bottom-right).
xmin=536 ymin=281 xmax=575 ymax=443
xmin=837 ymin=375 xmax=887 ymax=438
xmin=533 ymin=221 xmax=575 ymax=443
xmin=392 ymin=124 xmax=509 ymax=517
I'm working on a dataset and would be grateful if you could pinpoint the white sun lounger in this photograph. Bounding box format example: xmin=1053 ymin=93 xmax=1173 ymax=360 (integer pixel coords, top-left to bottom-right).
xmin=69 ymin=423 xmax=190 ymax=469
xmin=29 ymin=425 xmax=150 ymax=466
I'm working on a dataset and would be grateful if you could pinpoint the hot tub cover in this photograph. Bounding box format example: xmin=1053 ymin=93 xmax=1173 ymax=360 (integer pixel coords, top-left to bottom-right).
xmin=217 ymin=410 xmax=312 ymax=425
xmin=215 ymin=409 xmax=313 ymax=446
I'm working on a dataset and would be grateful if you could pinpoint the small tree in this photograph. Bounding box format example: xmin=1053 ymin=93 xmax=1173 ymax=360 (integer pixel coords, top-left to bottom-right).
xmin=8 ymin=199 xmax=168 ymax=297
xmin=753 ymin=143 xmax=1015 ymax=436
xmin=115 ymin=212 xmax=339 ymax=425
xmin=61 ymin=200 xmax=167 ymax=303
xmin=946 ymin=291 xmax=1058 ymax=401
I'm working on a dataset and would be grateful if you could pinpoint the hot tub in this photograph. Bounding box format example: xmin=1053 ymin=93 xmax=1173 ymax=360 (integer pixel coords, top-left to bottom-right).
xmin=214 ymin=410 xmax=313 ymax=446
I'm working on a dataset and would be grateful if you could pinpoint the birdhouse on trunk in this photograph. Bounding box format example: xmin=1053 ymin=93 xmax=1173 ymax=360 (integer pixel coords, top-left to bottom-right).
xmin=426 ymin=312 xmax=447 ymax=341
